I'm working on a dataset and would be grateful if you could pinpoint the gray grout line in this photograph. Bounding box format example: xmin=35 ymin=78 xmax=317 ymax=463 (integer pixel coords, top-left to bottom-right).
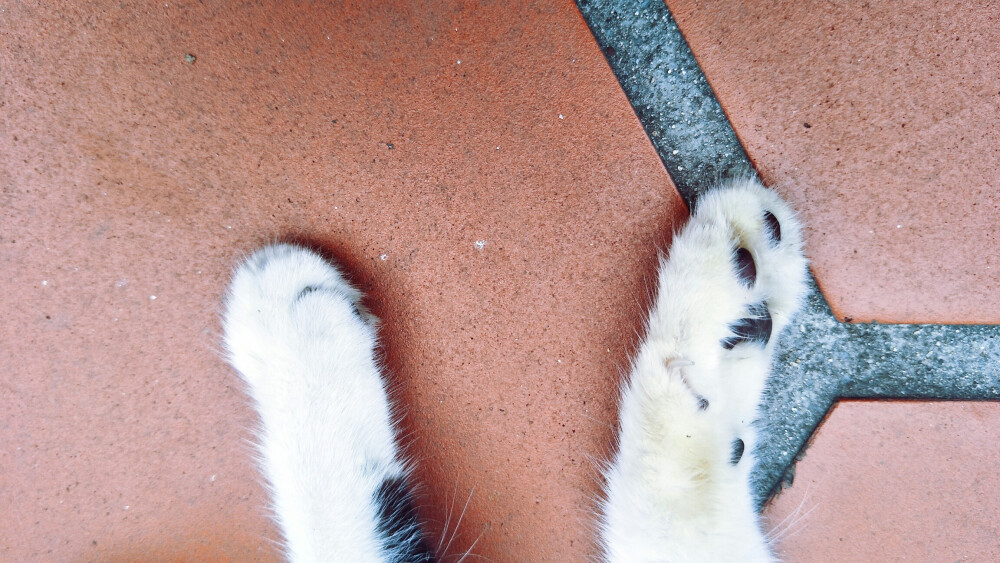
xmin=576 ymin=0 xmax=750 ymax=206
xmin=761 ymin=281 xmax=1000 ymax=504
xmin=576 ymin=0 xmax=1000 ymax=508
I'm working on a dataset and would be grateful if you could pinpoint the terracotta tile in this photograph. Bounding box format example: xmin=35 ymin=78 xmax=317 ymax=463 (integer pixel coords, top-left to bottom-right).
xmin=765 ymin=401 xmax=1000 ymax=560
xmin=0 ymin=2 xmax=685 ymax=560
xmin=666 ymin=0 xmax=1000 ymax=323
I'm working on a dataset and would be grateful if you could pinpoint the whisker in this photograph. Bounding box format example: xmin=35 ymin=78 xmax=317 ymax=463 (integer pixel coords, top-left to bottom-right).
xmin=436 ymin=481 xmax=459 ymax=554
xmin=454 ymin=523 xmax=487 ymax=563
xmin=441 ymin=485 xmax=475 ymax=558
xmin=766 ymin=487 xmax=816 ymax=545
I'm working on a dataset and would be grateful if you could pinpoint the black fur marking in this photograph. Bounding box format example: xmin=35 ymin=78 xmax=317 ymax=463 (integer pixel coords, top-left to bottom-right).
xmin=296 ymin=284 xmax=367 ymax=320
xmin=734 ymin=247 xmax=756 ymax=287
xmin=374 ymin=476 xmax=436 ymax=562
xmin=721 ymin=302 xmax=772 ymax=349
xmin=348 ymin=300 xmax=366 ymax=321
xmin=763 ymin=211 xmax=782 ymax=243
xmin=696 ymin=396 xmax=710 ymax=411
xmin=730 ymin=438 xmax=745 ymax=465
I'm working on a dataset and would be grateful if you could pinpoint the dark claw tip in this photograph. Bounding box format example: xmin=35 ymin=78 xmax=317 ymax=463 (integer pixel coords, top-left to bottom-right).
xmin=763 ymin=211 xmax=781 ymax=243
xmin=735 ymin=247 xmax=756 ymax=287
xmin=730 ymin=438 xmax=745 ymax=465
xmin=721 ymin=302 xmax=772 ymax=349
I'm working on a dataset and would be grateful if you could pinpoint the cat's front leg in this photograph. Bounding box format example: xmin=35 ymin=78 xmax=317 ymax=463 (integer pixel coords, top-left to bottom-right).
xmin=600 ymin=179 xmax=807 ymax=562
xmin=223 ymin=244 xmax=431 ymax=563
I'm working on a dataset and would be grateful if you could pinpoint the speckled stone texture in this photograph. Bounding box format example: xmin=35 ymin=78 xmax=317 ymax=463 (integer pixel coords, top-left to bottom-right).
xmin=0 ymin=2 xmax=685 ymax=560
xmin=665 ymin=0 xmax=1000 ymax=324
xmin=577 ymin=0 xmax=752 ymax=204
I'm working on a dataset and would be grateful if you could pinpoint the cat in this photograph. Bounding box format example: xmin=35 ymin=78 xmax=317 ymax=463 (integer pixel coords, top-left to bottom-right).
xmin=221 ymin=177 xmax=808 ymax=562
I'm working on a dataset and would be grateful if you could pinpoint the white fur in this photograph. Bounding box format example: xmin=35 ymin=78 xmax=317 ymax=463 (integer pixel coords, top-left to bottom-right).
xmin=222 ymin=244 xmax=411 ymax=563
xmin=600 ymin=179 xmax=808 ymax=562
xmin=221 ymin=180 xmax=807 ymax=561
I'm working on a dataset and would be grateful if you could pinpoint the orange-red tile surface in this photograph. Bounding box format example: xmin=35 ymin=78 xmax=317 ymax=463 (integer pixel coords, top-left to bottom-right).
xmin=667 ymin=0 xmax=1000 ymax=324
xmin=0 ymin=2 xmax=686 ymax=560
xmin=669 ymin=2 xmax=1000 ymax=556
xmin=6 ymin=1 xmax=999 ymax=560
xmin=765 ymin=401 xmax=1000 ymax=560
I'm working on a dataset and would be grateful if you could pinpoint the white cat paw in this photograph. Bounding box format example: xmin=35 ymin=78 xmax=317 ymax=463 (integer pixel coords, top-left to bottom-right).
xmin=602 ymin=179 xmax=801 ymax=562
xmin=222 ymin=244 xmax=414 ymax=562
xmin=222 ymin=243 xmax=376 ymax=392
xmin=642 ymin=178 xmax=807 ymax=442
xmin=695 ymin=179 xmax=807 ymax=429
xmin=694 ymin=177 xmax=808 ymax=337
